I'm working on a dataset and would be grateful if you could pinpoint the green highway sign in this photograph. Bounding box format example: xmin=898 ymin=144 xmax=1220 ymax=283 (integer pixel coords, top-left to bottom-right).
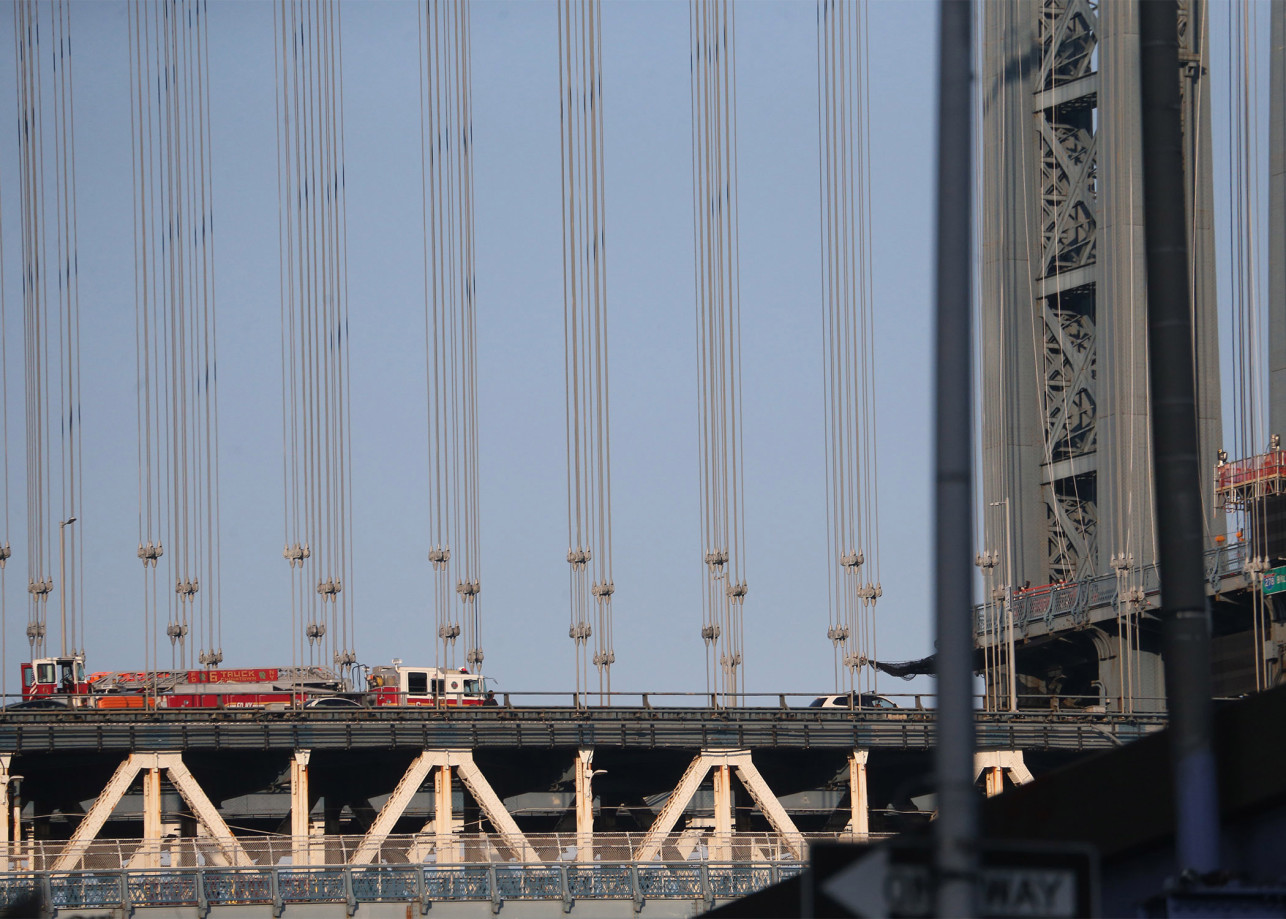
xmin=1264 ymin=566 xmax=1286 ymax=596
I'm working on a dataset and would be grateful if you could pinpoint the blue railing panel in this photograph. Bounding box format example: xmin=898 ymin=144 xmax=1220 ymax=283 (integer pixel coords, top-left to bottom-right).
xmin=637 ymin=865 xmax=703 ymax=898
xmin=127 ymin=871 xmax=198 ymax=907
xmin=49 ymin=873 xmax=121 ymax=909
xmin=203 ymin=869 xmax=274 ymax=904
xmin=278 ymin=868 xmax=347 ymax=903
xmin=350 ymin=866 xmax=418 ymax=901
xmin=568 ymin=864 xmax=633 ymax=898
xmin=495 ymin=865 xmax=562 ymax=899
xmin=422 ymin=866 xmax=491 ymax=900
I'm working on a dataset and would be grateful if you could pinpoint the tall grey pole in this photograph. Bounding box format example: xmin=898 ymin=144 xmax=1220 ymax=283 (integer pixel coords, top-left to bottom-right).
xmin=1271 ymin=0 xmax=1286 ymax=436
xmin=1138 ymin=0 xmax=1220 ymax=876
xmin=933 ymin=1 xmax=977 ymax=915
xmin=58 ymin=518 xmax=76 ymax=659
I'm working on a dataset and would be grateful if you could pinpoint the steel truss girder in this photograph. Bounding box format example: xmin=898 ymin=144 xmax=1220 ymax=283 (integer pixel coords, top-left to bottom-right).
xmin=633 ymin=749 xmax=804 ymax=863
xmin=53 ymin=752 xmax=251 ymax=872
xmin=1035 ymin=0 xmax=1100 ymax=581
xmin=349 ymin=749 xmax=537 ymax=866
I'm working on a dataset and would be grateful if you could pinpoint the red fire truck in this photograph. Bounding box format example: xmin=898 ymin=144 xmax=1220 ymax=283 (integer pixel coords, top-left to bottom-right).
xmin=15 ymin=658 xmax=491 ymax=709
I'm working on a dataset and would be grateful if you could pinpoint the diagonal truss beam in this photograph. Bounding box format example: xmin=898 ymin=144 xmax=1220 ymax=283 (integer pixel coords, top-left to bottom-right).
xmin=350 ymin=751 xmax=442 ymax=864
xmin=731 ymin=758 xmax=804 ymax=859
xmin=455 ymin=755 xmax=538 ymax=862
xmin=634 ymin=749 xmax=802 ymax=862
xmin=634 ymin=750 xmax=715 ymax=862
xmin=54 ymin=753 xmax=249 ymax=872
xmin=350 ymin=749 xmax=537 ymax=865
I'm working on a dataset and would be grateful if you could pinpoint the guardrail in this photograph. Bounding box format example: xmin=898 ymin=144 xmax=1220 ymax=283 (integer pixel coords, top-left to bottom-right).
xmin=974 ymin=542 xmax=1249 ymax=641
xmin=2 ymin=688 xmax=945 ymax=711
xmin=0 ymin=706 xmax=1166 ymax=754
xmin=0 ymin=689 xmax=1196 ymax=715
xmin=0 ymin=862 xmax=802 ymax=914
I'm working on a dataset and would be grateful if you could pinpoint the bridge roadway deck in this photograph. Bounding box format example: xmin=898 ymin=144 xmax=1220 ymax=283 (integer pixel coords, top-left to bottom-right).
xmin=0 ymin=706 xmax=1164 ymax=754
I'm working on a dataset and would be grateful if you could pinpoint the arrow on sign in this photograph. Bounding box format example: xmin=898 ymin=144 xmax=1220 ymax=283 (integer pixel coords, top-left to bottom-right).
xmin=822 ymin=845 xmax=934 ymax=918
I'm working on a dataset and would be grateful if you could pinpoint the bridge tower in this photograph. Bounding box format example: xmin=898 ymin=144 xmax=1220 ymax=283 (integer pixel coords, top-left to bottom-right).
xmin=980 ymin=1 xmax=1229 ymax=711
xmin=981 ymin=0 xmax=1222 ymax=592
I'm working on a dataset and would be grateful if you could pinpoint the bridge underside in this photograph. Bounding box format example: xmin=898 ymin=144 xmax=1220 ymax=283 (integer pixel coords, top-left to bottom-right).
xmin=3 ymin=742 xmax=1075 ymax=849
xmin=0 ymin=708 xmax=1153 ymax=880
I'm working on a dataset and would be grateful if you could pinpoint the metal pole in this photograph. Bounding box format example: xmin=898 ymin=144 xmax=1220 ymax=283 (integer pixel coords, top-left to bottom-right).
xmin=1271 ymin=0 xmax=1286 ymax=435
xmin=1138 ymin=0 xmax=1220 ymax=876
xmin=933 ymin=0 xmax=978 ymax=914
xmin=58 ymin=517 xmax=76 ymax=659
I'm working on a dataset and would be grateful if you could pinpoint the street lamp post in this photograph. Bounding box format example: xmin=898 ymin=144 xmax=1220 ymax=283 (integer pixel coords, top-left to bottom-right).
xmin=989 ymin=500 xmax=1017 ymax=712
xmin=59 ymin=517 xmax=77 ymax=658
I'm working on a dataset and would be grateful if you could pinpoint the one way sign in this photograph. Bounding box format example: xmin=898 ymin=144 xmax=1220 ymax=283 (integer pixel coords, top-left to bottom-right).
xmin=806 ymin=839 xmax=1098 ymax=918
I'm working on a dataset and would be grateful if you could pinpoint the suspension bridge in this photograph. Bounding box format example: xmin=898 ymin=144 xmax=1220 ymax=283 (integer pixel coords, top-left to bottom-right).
xmin=0 ymin=0 xmax=1279 ymax=914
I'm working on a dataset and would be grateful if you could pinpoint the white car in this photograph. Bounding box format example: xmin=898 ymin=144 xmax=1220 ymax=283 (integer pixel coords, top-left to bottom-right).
xmin=809 ymin=692 xmax=900 ymax=710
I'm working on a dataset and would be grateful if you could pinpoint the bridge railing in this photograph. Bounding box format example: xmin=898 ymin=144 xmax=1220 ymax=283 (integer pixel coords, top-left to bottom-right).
xmin=973 ymin=542 xmax=1248 ymax=640
xmin=0 ymin=688 xmax=943 ymax=712
xmin=0 ymin=861 xmax=803 ymax=912
xmin=0 ymin=831 xmax=844 ymax=872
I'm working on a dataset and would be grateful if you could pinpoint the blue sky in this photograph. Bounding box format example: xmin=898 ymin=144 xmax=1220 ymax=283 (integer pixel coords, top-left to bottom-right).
xmin=0 ymin=1 xmax=1268 ymax=702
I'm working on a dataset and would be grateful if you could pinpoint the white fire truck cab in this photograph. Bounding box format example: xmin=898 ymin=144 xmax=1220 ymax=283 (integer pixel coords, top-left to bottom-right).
xmin=367 ymin=661 xmax=491 ymax=706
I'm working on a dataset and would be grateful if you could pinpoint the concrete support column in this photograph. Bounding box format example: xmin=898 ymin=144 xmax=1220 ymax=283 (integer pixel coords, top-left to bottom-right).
xmin=712 ymin=763 xmax=732 ymax=862
xmin=11 ymin=779 xmax=20 ymax=857
xmin=142 ymin=765 xmax=163 ymax=869
xmin=848 ymin=750 xmax=869 ymax=837
xmin=574 ymin=747 xmax=594 ymax=863
xmin=983 ymin=767 xmax=1005 ymax=798
xmin=0 ymin=754 xmax=10 ymax=869
xmin=434 ymin=765 xmax=457 ymax=864
xmin=290 ymin=750 xmax=311 ymax=866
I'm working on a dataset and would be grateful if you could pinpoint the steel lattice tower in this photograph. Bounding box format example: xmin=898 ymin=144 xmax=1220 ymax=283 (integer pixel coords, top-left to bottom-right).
xmin=981 ymin=0 xmax=1223 ymax=591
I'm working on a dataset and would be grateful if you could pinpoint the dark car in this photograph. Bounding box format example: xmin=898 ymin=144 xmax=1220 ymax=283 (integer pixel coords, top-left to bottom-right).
xmin=4 ymin=697 xmax=71 ymax=711
xmin=304 ymin=696 xmax=363 ymax=709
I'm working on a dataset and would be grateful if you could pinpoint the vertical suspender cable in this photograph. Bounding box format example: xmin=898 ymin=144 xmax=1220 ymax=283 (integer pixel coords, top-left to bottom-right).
xmin=131 ymin=0 xmax=223 ymax=673
xmin=421 ymin=0 xmax=483 ymax=680
xmin=559 ymin=0 xmax=616 ymax=701
xmin=14 ymin=0 xmax=83 ymax=666
xmin=691 ymin=0 xmax=748 ymax=706
xmin=817 ymin=0 xmax=883 ymax=698
xmin=276 ymin=0 xmax=355 ymax=682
